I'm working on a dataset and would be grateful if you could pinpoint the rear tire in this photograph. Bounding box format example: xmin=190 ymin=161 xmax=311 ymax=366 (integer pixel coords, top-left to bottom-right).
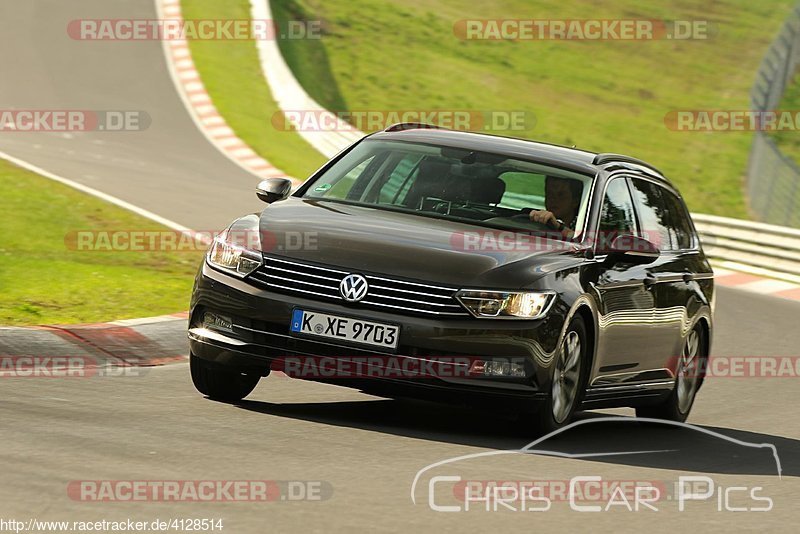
xmin=533 ymin=314 xmax=589 ymax=434
xmin=190 ymin=353 xmax=260 ymax=402
xmin=636 ymin=324 xmax=705 ymax=423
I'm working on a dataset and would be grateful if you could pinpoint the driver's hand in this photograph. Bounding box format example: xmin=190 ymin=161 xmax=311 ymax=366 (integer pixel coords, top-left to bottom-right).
xmin=529 ymin=210 xmax=559 ymax=228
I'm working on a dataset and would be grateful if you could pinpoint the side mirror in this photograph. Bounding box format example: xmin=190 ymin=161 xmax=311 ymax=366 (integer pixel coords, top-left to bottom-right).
xmin=256 ymin=178 xmax=293 ymax=204
xmin=606 ymin=234 xmax=660 ymax=265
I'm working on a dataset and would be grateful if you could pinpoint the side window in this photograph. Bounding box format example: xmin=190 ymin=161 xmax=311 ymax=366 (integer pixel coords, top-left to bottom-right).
xmin=629 ymin=178 xmax=673 ymax=251
xmin=660 ymin=190 xmax=695 ymax=250
xmin=600 ymin=178 xmax=637 ymax=235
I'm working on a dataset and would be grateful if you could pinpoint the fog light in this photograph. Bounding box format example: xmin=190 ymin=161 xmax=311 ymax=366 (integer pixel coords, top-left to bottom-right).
xmin=203 ymin=312 xmax=233 ymax=333
xmin=469 ymin=359 xmax=525 ymax=378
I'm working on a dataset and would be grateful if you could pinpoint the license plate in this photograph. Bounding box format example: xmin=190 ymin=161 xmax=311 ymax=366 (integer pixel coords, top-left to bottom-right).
xmin=290 ymin=309 xmax=399 ymax=349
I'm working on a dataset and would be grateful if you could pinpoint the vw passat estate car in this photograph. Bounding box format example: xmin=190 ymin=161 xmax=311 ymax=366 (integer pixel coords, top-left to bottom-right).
xmin=189 ymin=123 xmax=714 ymax=431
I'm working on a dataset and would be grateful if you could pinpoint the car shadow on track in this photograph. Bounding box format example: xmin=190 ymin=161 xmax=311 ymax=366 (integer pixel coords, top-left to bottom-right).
xmin=234 ymin=396 xmax=797 ymax=478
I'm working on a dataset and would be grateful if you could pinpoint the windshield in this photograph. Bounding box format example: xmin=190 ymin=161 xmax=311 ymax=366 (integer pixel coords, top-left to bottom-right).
xmin=301 ymin=139 xmax=593 ymax=240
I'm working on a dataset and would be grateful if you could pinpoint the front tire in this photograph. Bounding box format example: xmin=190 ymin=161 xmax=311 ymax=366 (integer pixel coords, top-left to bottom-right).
xmin=190 ymin=353 xmax=260 ymax=402
xmin=636 ymin=324 xmax=705 ymax=422
xmin=534 ymin=314 xmax=589 ymax=434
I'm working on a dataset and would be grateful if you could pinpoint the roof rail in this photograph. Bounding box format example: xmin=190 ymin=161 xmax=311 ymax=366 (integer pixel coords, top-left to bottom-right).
xmin=593 ymin=153 xmax=664 ymax=176
xmin=384 ymin=122 xmax=445 ymax=132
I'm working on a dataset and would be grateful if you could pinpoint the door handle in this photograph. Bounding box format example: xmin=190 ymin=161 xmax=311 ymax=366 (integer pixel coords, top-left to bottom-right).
xmin=643 ymin=275 xmax=658 ymax=289
xmin=682 ymin=272 xmax=695 ymax=283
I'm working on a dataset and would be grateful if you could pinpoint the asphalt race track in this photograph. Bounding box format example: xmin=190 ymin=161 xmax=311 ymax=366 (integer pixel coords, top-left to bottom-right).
xmin=1 ymin=1 xmax=799 ymax=532
xmin=0 ymin=0 xmax=264 ymax=230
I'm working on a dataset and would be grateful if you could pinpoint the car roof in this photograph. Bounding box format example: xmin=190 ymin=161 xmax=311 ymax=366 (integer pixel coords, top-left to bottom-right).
xmin=369 ymin=126 xmax=671 ymax=185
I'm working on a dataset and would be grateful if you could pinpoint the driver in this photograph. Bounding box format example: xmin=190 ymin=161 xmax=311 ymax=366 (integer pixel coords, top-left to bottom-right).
xmin=528 ymin=176 xmax=582 ymax=236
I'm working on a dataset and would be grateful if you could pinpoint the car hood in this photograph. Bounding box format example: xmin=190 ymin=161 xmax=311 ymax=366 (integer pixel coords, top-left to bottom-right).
xmin=258 ymin=198 xmax=584 ymax=288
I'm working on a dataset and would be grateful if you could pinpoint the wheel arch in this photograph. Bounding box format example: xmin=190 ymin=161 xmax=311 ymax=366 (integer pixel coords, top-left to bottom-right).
xmin=694 ymin=314 xmax=712 ymax=388
xmin=560 ymin=293 xmax=600 ymax=384
xmin=575 ymin=304 xmax=597 ymax=373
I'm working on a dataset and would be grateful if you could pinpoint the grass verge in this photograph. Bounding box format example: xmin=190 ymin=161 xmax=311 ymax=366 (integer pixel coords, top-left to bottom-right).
xmin=269 ymin=0 xmax=794 ymax=218
xmin=181 ymin=0 xmax=796 ymax=217
xmin=0 ymin=159 xmax=203 ymax=326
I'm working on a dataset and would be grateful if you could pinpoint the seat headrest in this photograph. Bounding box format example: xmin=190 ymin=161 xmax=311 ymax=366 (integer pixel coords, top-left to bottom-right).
xmin=469 ymin=177 xmax=506 ymax=205
xmin=405 ymin=161 xmax=507 ymax=207
xmin=404 ymin=160 xmax=455 ymax=207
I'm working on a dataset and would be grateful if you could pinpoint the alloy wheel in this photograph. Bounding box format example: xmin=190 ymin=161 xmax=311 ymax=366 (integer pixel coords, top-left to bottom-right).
xmin=552 ymin=330 xmax=582 ymax=423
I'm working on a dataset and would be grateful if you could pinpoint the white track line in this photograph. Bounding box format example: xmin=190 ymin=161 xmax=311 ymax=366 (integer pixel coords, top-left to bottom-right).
xmin=250 ymin=0 xmax=362 ymax=159
xmin=0 ymin=150 xmax=205 ymax=243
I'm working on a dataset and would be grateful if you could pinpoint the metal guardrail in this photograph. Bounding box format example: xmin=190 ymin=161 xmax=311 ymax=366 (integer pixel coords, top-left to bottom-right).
xmin=693 ymin=213 xmax=800 ymax=279
xmin=746 ymin=4 xmax=800 ymax=228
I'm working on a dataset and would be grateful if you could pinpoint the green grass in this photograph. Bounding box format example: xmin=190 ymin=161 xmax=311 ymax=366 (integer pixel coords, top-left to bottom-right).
xmin=264 ymin=0 xmax=793 ymax=218
xmin=181 ymin=0 xmax=795 ymax=217
xmin=0 ymin=160 xmax=203 ymax=326
xmin=771 ymin=70 xmax=800 ymax=161
xmin=271 ymin=0 xmax=348 ymax=111
xmin=181 ymin=0 xmax=327 ymax=179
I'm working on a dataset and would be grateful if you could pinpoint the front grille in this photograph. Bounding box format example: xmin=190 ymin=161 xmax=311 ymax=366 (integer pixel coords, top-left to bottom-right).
xmin=247 ymin=255 xmax=470 ymax=317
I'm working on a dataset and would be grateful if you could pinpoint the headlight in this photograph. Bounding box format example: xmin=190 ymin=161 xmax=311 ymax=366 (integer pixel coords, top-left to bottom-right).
xmin=207 ymin=234 xmax=262 ymax=277
xmin=455 ymin=290 xmax=555 ymax=319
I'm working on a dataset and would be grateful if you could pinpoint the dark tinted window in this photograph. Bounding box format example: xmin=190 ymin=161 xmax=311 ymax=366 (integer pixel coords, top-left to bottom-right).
xmin=629 ymin=178 xmax=672 ymax=251
xmin=629 ymin=179 xmax=694 ymax=251
xmin=660 ymin=190 xmax=694 ymax=250
xmin=600 ymin=178 xmax=637 ymax=234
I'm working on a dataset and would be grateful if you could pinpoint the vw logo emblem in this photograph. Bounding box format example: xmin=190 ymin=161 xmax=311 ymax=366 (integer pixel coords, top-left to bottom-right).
xmin=339 ymin=274 xmax=368 ymax=302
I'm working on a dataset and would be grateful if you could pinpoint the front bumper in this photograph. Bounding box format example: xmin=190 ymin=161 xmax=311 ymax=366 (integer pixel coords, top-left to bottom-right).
xmin=189 ymin=262 xmax=565 ymax=405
